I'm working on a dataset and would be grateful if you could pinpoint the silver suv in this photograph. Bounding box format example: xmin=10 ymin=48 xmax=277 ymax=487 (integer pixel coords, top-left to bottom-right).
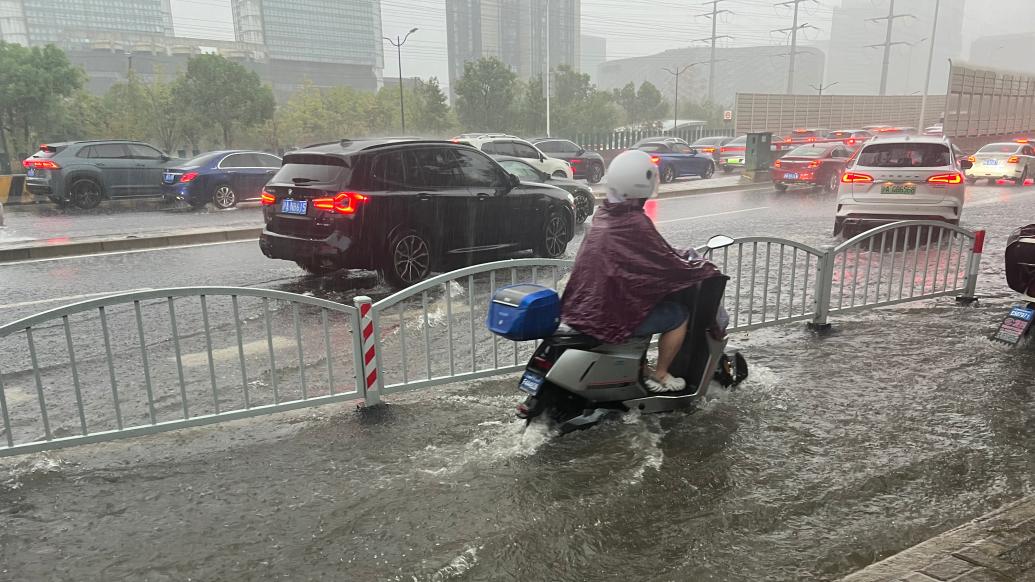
xmin=834 ymin=136 xmax=973 ymax=237
xmin=23 ymin=140 xmax=179 ymax=209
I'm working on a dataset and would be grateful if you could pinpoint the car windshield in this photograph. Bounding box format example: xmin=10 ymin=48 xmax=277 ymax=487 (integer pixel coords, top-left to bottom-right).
xmin=786 ymin=145 xmax=829 ymax=158
xmin=857 ymin=143 xmax=951 ymax=167
xmin=978 ymin=144 xmax=1021 ymax=154
xmin=275 ymin=155 xmax=352 ymax=185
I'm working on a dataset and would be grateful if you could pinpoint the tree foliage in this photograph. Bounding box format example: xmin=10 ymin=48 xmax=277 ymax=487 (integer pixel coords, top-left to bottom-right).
xmin=172 ymin=54 xmax=275 ymax=147
xmin=454 ymin=58 xmax=519 ymax=132
xmin=613 ymin=81 xmax=670 ymax=129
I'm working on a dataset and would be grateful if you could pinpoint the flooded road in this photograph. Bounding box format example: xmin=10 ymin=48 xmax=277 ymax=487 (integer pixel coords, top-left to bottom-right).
xmin=1 ymin=183 xmax=1034 ymax=580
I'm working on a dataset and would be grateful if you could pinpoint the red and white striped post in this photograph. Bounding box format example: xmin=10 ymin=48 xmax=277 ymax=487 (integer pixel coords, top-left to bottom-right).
xmin=354 ymin=295 xmax=382 ymax=405
xmin=958 ymin=229 xmax=985 ymax=304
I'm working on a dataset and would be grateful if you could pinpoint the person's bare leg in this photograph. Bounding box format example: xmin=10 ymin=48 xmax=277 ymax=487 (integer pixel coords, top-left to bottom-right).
xmin=654 ymin=320 xmax=688 ymax=380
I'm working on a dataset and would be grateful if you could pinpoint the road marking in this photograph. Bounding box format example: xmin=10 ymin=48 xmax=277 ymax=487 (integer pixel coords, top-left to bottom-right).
xmin=655 ymin=206 xmax=770 ymax=225
xmin=0 ymin=288 xmax=154 ymax=311
xmin=0 ymin=239 xmax=254 ymax=266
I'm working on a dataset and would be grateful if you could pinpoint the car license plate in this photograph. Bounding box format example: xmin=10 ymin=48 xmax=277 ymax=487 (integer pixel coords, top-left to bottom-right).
xmin=518 ymin=371 xmax=544 ymax=396
xmin=984 ymin=159 xmax=998 ymax=166
xmin=729 ymin=158 xmax=743 ymax=164
xmin=281 ymin=199 xmax=308 ymax=215
xmin=26 ymin=168 xmax=35 ymax=177
xmin=881 ymin=184 xmax=917 ymax=195
xmin=163 ymin=173 xmax=175 ymax=184
xmin=784 ymin=172 xmax=799 ymax=180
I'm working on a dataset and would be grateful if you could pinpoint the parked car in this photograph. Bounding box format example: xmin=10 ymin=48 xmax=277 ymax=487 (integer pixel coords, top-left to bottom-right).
xmin=964 ymin=142 xmax=1035 ymax=185
xmin=770 ymin=143 xmax=854 ymax=192
xmin=259 ymin=139 xmax=576 ymax=286
xmin=451 ymin=133 xmax=573 ymax=178
xmin=719 ymin=135 xmax=747 ymax=173
xmin=529 ymin=138 xmax=605 ymax=183
xmin=494 ymin=155 xmax=595 ymax=224
xmin=691 ymin=136 xmax=735 ymax=163
xmin=161 ymin=150 xmax=282 ymax=209
xmin=23 ymin=140 xmax=179 ymax=209
xmin=636 ymin=142 xmax=716 ymax=183
xmin=833 ymin=136 xmax=972 ymax=237
xmin=826 ymin=129 xmax=874 ymax=148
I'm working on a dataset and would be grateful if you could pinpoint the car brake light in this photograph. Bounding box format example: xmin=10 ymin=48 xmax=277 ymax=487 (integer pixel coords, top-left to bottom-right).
xmin=720 ymin=147 xmax=729 ymax=153
xmin=847 ymin=139 xmax=856 ymax=146
xmin=841 ymin=172 xmax=874 ymax=183
xmin=927 ymin=173 xmax=962 ymax=184
xmin=650 ymin=156 xmax=661 ymax=165
xmin=807 ymin=137 xmax=817 ymax=142
xmin=701 ymin=147 xmax=716 ymax=153
xmin=807 ymin=160 xmax=821 ymax=169
xmin=967 ymin=155 xmax=976 ymax=163
xmin=260 ymin=191 xmax=276 ymax=205
xmin=312 ymin=192 xmax=369 ymax=215
xmin=570 ymin=158 xmax=582 ymax=164
xmin=1015 ymin=138 xmax=1029 ymax=143
xmin=23 ymin=159 xmax=60 ymax=170
xmin=1008 ymin=156 xmax=1020 ymax=164
xmin=180 ymin=172 xmax=198 ymax=183
xmin=774 ymin=160 xmax=782 ymax=168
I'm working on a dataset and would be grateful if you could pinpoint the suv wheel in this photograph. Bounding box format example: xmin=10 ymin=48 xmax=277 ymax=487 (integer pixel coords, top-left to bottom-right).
xmin=587 ymin=163 xmax=604 ymax=184
xmin=573 ymin=191 xmax=594 ymax=224
xmin=213 ymin=184 xmax=237 ymax=209
xmin=699 ymin=163 xmax=715 ymax=179
xmin=384 ymin=229 xmax=433 ymax=288
xmin=70 ymin=178 xmax=102 ymax=209
xmin=537 ymin=211 xmax=569 ymax=258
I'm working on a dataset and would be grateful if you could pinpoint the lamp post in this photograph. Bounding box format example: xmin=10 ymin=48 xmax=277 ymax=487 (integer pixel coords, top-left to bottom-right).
xmin=809 ymin=81 xmax=839 ymax=127
xmin=662 ymin=63 xmax=702 ymax=134
xmin=383 ymin=28 xmax=419 ymax=133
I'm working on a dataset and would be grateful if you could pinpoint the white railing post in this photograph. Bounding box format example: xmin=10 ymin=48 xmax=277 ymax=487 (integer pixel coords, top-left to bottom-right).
xmin=957 ymin=229 xmax=985 ymax=305
xmin=809 ymin=245 xmax=836 ymax=330
xmin=354 ymin=296 xmax=382 ymax=406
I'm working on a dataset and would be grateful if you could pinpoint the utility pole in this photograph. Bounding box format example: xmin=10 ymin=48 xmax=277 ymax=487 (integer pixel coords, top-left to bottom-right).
xmin=383 ymin=28 xmax=419 ymax=133
xmin=867 ymin=0 xmax=915 ymax=96
xmin=662 ymin=64 xmax=701 ymax=132
xmin=545 ymin=0 xmax=551 ymax=137
xmin=773 ymin=0 xmax=816 ymax=94
xmin=696 ymin=0 xmax=732 ymax=104
xmin=919 ymin=0 xmax=941 ymax=130
xmin=809 ymin=81 xmax=839 ymax=96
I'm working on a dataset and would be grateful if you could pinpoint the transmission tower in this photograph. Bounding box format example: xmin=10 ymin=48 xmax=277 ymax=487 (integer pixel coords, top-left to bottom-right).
xmin=867 ymin=0 xmax=915 ymax=95
xmin=696 ymin=0 xmax=733 ymax=103
xmin=772 ymin=0 xmax=817 ymax=94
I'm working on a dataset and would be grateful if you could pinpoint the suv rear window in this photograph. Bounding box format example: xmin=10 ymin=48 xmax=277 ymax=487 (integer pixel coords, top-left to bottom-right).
xmin=275 ymin=154 xmax=352 ymax=185
xmin=977 ymin=144 xmax=1021 ymax=154
xmin=786 ymin=145 xmax=830 ymax=157
xmin=857 ymin=143 xmax=951 ymax=168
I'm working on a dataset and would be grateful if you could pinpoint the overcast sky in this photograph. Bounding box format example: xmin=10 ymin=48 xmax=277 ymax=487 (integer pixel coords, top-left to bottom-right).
xmin=170 ymin=0 xmax=1031 ymax=84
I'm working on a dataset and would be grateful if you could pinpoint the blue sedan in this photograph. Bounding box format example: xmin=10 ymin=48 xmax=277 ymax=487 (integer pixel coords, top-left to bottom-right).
xmin=636 ymin=142 xmax=715 ymax=183
xmin=161 ymin=150 xmax=282 ymax=209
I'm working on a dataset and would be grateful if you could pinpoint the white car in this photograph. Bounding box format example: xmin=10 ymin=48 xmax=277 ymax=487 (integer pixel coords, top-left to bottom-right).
xmin=834 ymin=136 xmax=973 ymax=237
xmin=964 ymin=141 xmax=1035 ymax=185
xmin=451 ymin=133 xmax=573 ymax=178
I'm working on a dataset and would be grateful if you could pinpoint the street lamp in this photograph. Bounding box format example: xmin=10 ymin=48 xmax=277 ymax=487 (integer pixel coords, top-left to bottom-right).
xmin=809 ymin=81 xmax=839 ymax=127
xmin=383 ymin=27 xmax=419 ymax=134
xmin=662 ymin=63 xmax=702 ymax=133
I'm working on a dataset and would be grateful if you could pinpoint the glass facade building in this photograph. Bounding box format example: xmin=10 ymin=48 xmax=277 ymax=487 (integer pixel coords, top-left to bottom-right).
xmin=15 ymin=0 xmax=173 ymax=45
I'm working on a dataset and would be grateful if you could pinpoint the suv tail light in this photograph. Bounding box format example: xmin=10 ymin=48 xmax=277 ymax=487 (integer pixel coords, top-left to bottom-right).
xmin=927 ymin=172 xmax=963 ymax=184
xmin=23 ymin=159 xmax=60 ymax=170
xmin=841 ymin=172 xmax=874 ymax=183
xmin=260 ymin=190 xmax=276 ymax=205
xmin=1008 ymin=156 xmax=1020 ymax=164
xmin=180 ymin=172 xmax=198 ymax=183
xmin=649 ymin=156 xmax=661 ymax=165
xmin=312 ymin=192 xmax=369 ymax=215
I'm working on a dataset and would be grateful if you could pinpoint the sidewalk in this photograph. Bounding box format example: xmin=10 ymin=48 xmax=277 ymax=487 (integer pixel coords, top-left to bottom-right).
xmin=840 ymin=496 xmax=1035 ymax=582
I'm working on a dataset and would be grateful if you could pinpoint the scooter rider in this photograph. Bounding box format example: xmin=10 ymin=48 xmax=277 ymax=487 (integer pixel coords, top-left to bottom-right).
xmin=561 ymin=150 xmax=725 ymax=393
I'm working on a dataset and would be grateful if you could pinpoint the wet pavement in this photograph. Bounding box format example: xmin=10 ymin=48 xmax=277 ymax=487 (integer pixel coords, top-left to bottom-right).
xmin=1 ymin=181 xmax=1034 ymax=580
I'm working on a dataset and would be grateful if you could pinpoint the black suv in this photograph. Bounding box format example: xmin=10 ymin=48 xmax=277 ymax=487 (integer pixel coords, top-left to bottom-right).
xmin=530 ymin=138 xmax=606 ymax=183
xmin=23 ymin=140 xmax=178 ymax=208
xmin=259 ymin=139 xmax=576 ymax=286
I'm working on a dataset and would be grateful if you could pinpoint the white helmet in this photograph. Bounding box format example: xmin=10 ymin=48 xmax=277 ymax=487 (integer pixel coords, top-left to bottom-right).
xmin=603 ymin=150 xmax=659 ymax=203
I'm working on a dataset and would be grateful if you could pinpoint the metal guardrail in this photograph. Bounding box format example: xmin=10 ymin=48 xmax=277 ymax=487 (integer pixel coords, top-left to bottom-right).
xmin=0 ymin=223 xmax=984 ymax=455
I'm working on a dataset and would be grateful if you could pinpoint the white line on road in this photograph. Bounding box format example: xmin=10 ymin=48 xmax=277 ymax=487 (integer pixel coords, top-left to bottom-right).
xmin=0 ymin=288 xmax=154 ymax=311
xmin=0 ymin=239 xmax=254 ymax=266
xmin=655 ymin=206 xmax=770 ymax=225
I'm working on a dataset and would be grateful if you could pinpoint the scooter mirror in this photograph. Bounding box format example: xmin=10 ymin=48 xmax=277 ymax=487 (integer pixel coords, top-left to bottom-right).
xmin=707 ymin=235 xmax=736 ymax=250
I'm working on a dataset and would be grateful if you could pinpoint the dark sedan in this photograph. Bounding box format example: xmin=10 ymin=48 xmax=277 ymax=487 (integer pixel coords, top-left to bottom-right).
xmin=494 ymin=155 xmax=595 ymax=224
xmin=161 ymin=150 xmax=282 ymax=209
xmin=530 ymin=138 xmax=605 ymax=184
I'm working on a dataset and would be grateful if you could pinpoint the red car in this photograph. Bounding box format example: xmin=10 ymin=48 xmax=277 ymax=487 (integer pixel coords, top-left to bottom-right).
xmin=771 ymin=143 xmax=854 ymax=192
xmin=782 ymin=128 xmax=831 ymax=144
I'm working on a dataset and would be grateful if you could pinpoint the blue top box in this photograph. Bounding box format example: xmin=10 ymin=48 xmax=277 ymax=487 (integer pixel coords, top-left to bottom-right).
xmin=487 ymin=284 xmax=561 ymax=341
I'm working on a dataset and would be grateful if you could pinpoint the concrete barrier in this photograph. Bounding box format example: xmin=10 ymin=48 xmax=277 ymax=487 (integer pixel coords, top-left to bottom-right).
xmin=0 ymin=227 xmax=261 ymax=263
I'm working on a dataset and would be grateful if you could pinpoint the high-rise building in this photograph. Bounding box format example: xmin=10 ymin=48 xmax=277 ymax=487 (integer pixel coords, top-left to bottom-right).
xmin=446 ymin=0 xmax=581 ymax=93
xmin=580 ymin=34 xmax=606 ymax=82
xmin=825 ymin=0 xmax=965 ymax=95
xmin=230 ymin=0 xmax=383 ymax=93
xmin=0 ymin=0 xmax=174 ymax=47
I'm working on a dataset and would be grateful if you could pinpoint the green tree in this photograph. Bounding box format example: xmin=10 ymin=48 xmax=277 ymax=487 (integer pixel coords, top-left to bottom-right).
xmin=612 ymin=82 xmax=638 ymax=124
xmin=635 ymin=81 xmax=669 ymax=129
xmin=454 ymin=57 xmax=518 ymax=132
xmin=172 ymin=54 xmax=274 ymax=147
xmin=680 ymin=99 xmax=730 ymax=126
xmin=0 ymin=42 xmax=83 ymax=170
xmin=517 ymin=76 xmax=547 ymax=136
xmin=409 ymin=77 xmax=453 ymax=135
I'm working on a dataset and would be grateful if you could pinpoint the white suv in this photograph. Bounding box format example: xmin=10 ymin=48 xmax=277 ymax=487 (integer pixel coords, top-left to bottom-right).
xmin=834 ymin=136 xmax=973 ymax=237
xmin=452 ymin=134 xmax=573 ymax=179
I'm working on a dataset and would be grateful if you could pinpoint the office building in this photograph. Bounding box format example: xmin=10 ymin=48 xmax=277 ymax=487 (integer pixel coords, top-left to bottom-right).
xmin=825 ymin=0 xmax=964 ymax=95
xmin=0 ymin=0 xmax=173 ymax=47
xmin=598 ymin=45 xmax=826 ymax=107
xmin=446 ymin=0 xmax=581 ymax=93
xmin=581 ymin=34 xmax=606 ymax=82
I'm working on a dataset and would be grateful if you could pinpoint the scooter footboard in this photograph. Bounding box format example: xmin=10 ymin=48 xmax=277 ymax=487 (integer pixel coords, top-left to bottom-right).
xmin=667 ymin=276 xmax=729 ymax=396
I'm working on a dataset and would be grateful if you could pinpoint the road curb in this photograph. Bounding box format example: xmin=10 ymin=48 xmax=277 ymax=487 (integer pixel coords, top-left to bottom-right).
xmin=838 ymin=495 xmax=1035 ymax=581
xmin=0 ymin=227 xmax=262 ymax=262
xmin=593 ymin=181 xmax=772 ymax=200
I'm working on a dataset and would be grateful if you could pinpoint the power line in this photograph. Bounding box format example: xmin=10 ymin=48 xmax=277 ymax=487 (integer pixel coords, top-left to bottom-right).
xmin=771 ymin=0 xmax=818 ymax=94
xmin=696 ymin=0 xmax=733 ymax=103
xmin=866 ymin=0 xmax=916 ymax=95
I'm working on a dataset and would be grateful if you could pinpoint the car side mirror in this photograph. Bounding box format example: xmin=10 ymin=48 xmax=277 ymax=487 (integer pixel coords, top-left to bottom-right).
xmin=508 ymin=173 xmax=520 ymax=188
xmin=688 ymin=148 xmax=698 ymax=155
xmin=960 ymin=159 xmax=973 ymax=170
xmin=160 ymin=154 xmax=171 ymax=162
xmin=707 ymin=235 xmax=736 ymax=250
xmin=576 ymin=148 xmax=586 ymax=156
